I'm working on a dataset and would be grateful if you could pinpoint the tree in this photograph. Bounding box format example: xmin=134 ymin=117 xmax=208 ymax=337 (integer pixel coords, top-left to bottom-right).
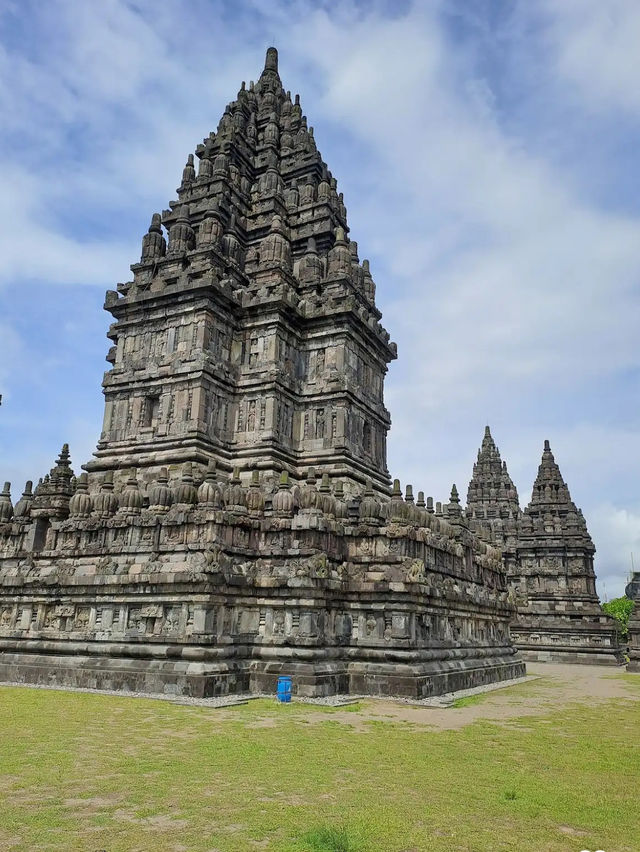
xmin=601 ymin=597 xmax=635 ymax=642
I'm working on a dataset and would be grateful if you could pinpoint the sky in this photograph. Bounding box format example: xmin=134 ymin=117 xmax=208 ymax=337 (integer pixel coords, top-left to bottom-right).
xmin=0 ymin=0 xmax=639 ymax=598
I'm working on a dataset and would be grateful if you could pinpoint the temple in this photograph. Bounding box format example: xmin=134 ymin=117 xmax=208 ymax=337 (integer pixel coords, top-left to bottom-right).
xmin=625 ymin=573 xmax=640 ymax=672
xmin=466 ymin=428 xmax=621 ymax=665
xmin=88 ymin=46 xmax=393 ymax=495
xmin=0 ymin=49 xmax=525 ymax=698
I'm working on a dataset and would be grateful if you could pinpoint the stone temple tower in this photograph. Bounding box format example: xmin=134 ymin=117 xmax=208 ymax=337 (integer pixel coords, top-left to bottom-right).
xmin=466 ymin=431 xmax=620 ymax=664
xmin=466 ymin=426 xmax=520 ymax=558
xmin=513 ymin=440 xmax=620 ymax=663
xmin=86 ymin=47 xmax=396 ymax=494
xmin=0 ymin=49 xmax=525 ymax=699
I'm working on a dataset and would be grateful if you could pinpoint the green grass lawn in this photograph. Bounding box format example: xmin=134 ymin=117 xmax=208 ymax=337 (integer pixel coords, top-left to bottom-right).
xmin=0 ymin=676 xmax=638 ymax=852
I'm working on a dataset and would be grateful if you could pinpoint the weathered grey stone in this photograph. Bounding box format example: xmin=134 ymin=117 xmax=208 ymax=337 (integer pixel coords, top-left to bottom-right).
xmin=0 ymin=49 xmax=526 ymax=698
xmin=466 ymin=428 xmax=621 ymax=665
xmin=625 ymin=574 xmax=640 ymax=672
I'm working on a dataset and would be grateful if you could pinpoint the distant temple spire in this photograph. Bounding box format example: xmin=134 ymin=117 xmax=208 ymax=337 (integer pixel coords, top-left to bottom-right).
xmin=464 ymin=431 xmax=620 ymax=665
xmin=466 ymin=425 xmax=520 ymax=545
xmin=526 ymin=439 xmax=575 ymax=513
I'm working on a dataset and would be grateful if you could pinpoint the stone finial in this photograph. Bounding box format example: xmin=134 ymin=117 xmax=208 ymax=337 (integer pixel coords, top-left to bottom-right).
xmin=333 ymin=480 xmax=348 ymax=520
xmin=93 ymin=471 xmax=119 ymax=518
xmin=278 ymin=471 xmax=290 ymax=489
xmin=362 ymin=259 xmax=376 ymax=303
xmin=181 ymin=153 xmax=196 ymax=185
xmin=318 ymin=473 xmax=336 ymax=516
xmin=405 ymin=484 xmax=414 ymax=504
xmin=447 ymin=484 xmax=463 ymax=519
xmin=198 ymin=460 xmax=222 ymax=508
xmin=148 ymin=467 xmax=172 ymax=513
xmin=416 ymin=491 xmax=426 ymax=509
xmin=0 ymin=482 xmax=13 ymax=523
xmin=174 ymin=462 xmax=198 ymax=507
xmin=141 ymin=212 xmax=167 ymax=262
xmin=285 ymin=178 xmax=299 ymax=209
xmin=246 ymin=469 xmax=265 ymax=513
xmin=272 ymin=470 xmax=294 ymax=516
xmin=263 ymin=46 xmax=278 ymax=74
xmin=198 ymin=155 xmax=213 ymax=179
xmin=264 ymin=112 xmax=279 ymax=145
xmin=56 ymin=444 xmax=71 ymax=470
xmin=119 ymin=470 xmax=144 ymax=515
xmin=426 ymin=496 xmax=434 ymax=514
xmin=299 ymin=467 xmax=319 ymax=512
xmin=14 ymin=481 xmax=34 ymax=519
xmin=389 ymin=478 xmax=408 ymax=523
xmin=69 ymin=473 xmax=93 ymax=518
xmin=198 ymin=202 xmax=224 ymax=248
xmin=222 ymin=214 xmax=243 ymax=266
xmin=360 ymin=479 xmax=382 ymax=525
xmin=327 ymin=227 xmax=351 ymax=277
xmin=168 ymin=204 xmax=195 ymax=255
xmin=299 ymin=236 xmax=323 ymax=286
xmin=223 ymin=467 xmax=248 ymax=514
xmin=259 ymin=214 xmax=292 ymax=271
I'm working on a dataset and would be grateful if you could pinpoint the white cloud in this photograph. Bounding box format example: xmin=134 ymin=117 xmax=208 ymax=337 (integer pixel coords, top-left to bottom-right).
xmin=590 ymin=504 xmax=640 ymax=599
xmin=539 ymin=0 xmax=640 ymax=116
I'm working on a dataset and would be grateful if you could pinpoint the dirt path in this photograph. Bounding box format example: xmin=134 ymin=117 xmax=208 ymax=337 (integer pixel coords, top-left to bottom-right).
xmin=303 ymin=664 xmax=639 ymax=730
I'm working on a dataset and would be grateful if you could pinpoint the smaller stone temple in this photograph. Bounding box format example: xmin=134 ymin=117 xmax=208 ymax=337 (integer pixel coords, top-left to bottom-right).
xmin=625 ymin=574 xmax=640 ymax=672
xmin=466 ymin=429 xmax=621 ymax=665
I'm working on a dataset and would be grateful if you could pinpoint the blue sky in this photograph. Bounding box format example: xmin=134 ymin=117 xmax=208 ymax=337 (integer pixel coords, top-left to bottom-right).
xmin=1 ymin=0 xmax=639 ymax=597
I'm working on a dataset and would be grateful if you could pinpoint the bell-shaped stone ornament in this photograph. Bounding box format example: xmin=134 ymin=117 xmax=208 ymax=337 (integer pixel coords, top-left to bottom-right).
xmin=69 ymin=473 xmax=93 ymax=519
xmin=173 ymin=462 xmax=198 ymax=507
xmin=148 ymin=468 xmax=173 ymax=513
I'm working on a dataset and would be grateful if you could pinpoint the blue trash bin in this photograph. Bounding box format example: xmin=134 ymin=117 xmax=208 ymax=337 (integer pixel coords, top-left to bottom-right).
xmin=276 ymin=676 xmax=292 ymax=703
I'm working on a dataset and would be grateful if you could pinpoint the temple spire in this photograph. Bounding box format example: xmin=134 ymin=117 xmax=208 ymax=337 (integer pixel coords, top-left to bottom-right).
xmin=263 ymin=46 xmax=278 ymax=74
xmin=465 ymin=425 xmax=521 ymax=547
xmin=528 ymin=439 xmax=574 ymax=510
xmin=466 ymin=425 xmax=520 ymax=514
xmin=90 ymin=47 xmax=395 ymax=492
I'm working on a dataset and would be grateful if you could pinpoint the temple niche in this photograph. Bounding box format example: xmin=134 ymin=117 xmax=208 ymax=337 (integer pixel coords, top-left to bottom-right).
xmin=0 ymin=49 xmax=525 ymax=699
xmin=466 ymin=429 xmax=621 ymax=665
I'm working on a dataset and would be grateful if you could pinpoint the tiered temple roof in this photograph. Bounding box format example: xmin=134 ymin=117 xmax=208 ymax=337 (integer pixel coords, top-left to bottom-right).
xmin=519 ymin=440 xmax=593 ymax=548
xmin=466 ymin=426 xmax=520 ymax=549
xmin=88 ymin=47 xmax=396 ymax=492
